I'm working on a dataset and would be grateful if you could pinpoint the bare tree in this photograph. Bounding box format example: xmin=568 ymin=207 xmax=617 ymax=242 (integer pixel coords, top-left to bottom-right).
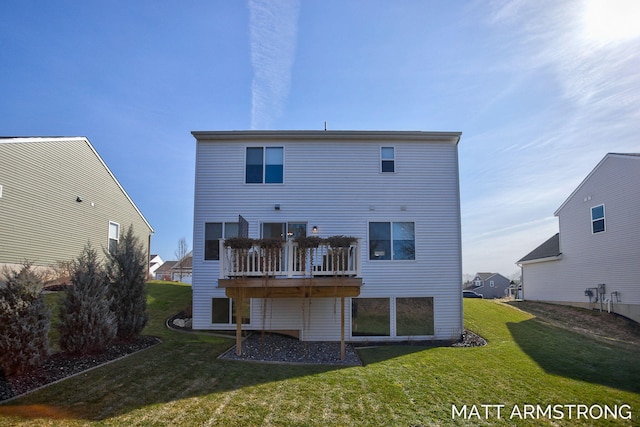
xmin=175 ymin=237 xmax=189 ymax=282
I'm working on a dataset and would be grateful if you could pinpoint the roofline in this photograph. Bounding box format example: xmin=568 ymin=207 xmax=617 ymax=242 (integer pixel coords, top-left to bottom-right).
xmin=517 ymin=254 xmax=563 ymax=266
xmin=1 ymin=136 xmax=154 ymax=233
xmin=0 ymin=136 xmax=89 ymax=144
xmin=191 ymin=130 xmax=462 ymax=144
xmin=554 ymin=153 xmax=640 ymax=216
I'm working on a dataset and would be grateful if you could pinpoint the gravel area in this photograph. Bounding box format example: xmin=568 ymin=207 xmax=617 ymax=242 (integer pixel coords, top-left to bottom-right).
xmin=219 ymin=333 xmax=363 ymax=366
xmin=0 ymin=336 xmax=160 ymax=403
xmin=218 ymin=329 xmax=486 ymax=365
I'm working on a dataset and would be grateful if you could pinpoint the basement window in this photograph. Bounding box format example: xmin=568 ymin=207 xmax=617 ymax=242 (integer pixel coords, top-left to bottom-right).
xmin=211 ymin=298 xmax=250 ymax=324
xmin=352 ymin=298 xmax=390 ymax=336
xmin=396 ymin=297 xmax=434 ymax=336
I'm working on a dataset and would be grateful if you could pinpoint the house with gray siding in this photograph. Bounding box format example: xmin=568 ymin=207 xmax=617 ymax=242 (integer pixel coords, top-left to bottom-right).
xmin=517 ymin=153 xmax=640 ymax=323
xmin=191 ymin=130 xmax=463 ymax=348
xmin=467 ymin=272 xmax=511 ymax=299
xmin=0 ymin=137 xmax=154 ymax=275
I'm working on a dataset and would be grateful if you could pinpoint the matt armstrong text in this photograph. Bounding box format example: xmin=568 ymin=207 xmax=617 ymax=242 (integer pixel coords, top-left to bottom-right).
xmin=451 ymin=403 xmax=632 ymax=421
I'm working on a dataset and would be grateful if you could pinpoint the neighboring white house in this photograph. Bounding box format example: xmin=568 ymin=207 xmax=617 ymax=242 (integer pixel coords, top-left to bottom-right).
xmin=191 ymin=130 xmax=463 ymax=344
xmin=517 ymin=153 xmax=640 ymax=323
xmin=149 ymin=254 xmax=164 ymax=278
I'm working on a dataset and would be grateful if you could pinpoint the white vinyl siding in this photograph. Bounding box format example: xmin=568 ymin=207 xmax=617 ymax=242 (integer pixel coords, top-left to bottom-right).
xmin=523 ymin=155 xmax=640 ymax=321
xmin=192 ymin=132 xmax=462 ymax=340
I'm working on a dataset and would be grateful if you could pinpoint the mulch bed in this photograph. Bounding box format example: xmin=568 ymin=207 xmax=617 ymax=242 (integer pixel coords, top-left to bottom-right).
xmin=0 ymin=336 xmax=160 ymax=403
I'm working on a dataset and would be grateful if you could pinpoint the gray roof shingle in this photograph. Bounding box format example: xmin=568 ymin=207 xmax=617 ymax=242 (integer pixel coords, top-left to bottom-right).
xmin=517 ymin=233 xmax=561 ymax=263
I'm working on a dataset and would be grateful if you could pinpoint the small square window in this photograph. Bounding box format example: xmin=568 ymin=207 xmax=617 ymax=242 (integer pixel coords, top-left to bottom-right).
xmin=381 ymin=147 xmax=395 ymax=173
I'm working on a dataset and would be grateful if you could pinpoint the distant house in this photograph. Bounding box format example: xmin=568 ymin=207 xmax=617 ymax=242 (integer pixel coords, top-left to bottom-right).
xmin=149 ymin=254 xmax=164 ymax=278
xmin=173 ymin=251 xmax=192 ymax=284
xmin=517 ymin=153 xmax=640 ymax=323
xmin=154 ymin=252 xmax=192 ymax=283
xmin=155 ymin=261 xmax=178 ymax=281
xmin=467 ymin=272 xmax=511 ymax=299
xmin=0 ymin=137 xmax=154 ymax=275
xmin=191 ymin=130 xmax=463 ymax=347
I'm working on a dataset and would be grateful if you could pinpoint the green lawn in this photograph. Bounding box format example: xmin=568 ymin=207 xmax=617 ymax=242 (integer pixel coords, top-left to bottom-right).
xmin=1 ymin=281 xmax=638 ymax=426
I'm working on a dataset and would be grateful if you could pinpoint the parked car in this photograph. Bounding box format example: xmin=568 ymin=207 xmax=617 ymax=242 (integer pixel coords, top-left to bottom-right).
xmin=463 ymin=290 xmax=483 ymax=298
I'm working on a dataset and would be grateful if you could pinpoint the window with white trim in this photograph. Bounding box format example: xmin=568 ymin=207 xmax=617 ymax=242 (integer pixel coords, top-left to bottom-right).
xmin=211 ymin=298 xmax=250 ymax=324
xmin=205 ymin=222 xmax=239 ymax=260
xmin=108 ymin=221 xmax=120 ymax=254
xmin=591 ymin=204 xmax=605 ymax=234
xmin=246 ymin=146 xmax=284 ymax=183
xmin=381 ymin=146 xmax=395 ymax=173
xmin=369 ymin=222 xmax=415 ymax=260
xmin=262 ymin=222 xmax=307 ymax=239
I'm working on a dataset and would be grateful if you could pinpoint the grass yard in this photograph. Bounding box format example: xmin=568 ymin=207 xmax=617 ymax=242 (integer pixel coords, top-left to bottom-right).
xmin=1 ymin=281 xmax=638 ymax=426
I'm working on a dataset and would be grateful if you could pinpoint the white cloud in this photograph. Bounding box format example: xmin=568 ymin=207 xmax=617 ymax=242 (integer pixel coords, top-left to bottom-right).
xmin=248 ymin=0 xmax=300 ymax=129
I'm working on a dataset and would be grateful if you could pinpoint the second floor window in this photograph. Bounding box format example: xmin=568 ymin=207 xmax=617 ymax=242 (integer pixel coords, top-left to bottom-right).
xmin=381 ymin=147 xmax=395 ymax=173
xmin=591 ymin=204 xmax=605 ymax=234
xmin=246 ymin=147 xmax=284 ymax=183
xmin=108 ymin=221 xmax=120 ymax=254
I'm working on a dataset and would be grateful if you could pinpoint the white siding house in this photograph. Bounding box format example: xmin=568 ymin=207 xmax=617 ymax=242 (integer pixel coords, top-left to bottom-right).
xmin=191 ymin=130 xmax=463 ymax=343
xmin=517 ymin=153 xmax=640 ymax=323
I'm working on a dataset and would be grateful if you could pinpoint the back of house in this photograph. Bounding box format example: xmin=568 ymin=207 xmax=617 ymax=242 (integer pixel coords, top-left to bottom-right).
xmin=0 ymin=137 xmax=153 ymax=278
xmin=191 ymin=130 xmax=463 ymax=342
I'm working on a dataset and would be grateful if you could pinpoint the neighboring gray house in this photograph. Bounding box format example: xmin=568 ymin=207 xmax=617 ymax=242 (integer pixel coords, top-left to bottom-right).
xmin=0 ymin=137 xmax=154 ymax=275
xmin=517 ymin=153 xmax=640 ymax=323
xmin=191 ymin=130 xmax=463 ymax=349
xmin=467 ymin=272 xmax=511 ymax=299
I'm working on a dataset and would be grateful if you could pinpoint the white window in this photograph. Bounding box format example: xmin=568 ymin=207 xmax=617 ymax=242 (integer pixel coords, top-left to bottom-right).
xmin=369 ymin=222 xmax=415 ymax=260
xmin=591 ymin=204 xmax=605 ymax=234
xmin=108 ymin=221 xmax=120 ymax=254
xmin=212 ymin=298 xmax=250 ymax=324
xmin=204 ymin=222 xmax=240 ymax=260
xmin=262 ymin=222 xmax=307 ymax=239
xmin=381 ymin=147 xmax=395 ymax=173
xmin=246 ymin=146 xmax=284 ymax=183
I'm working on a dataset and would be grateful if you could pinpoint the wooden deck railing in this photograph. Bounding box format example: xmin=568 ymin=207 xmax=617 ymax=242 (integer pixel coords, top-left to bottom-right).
xmin=219 ymin=239 xmax=362 ymax=279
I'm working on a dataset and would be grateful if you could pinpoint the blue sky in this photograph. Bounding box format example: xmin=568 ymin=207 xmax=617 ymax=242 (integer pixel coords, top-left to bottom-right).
xmin=1 ymin=0 xmax=639 ymax=277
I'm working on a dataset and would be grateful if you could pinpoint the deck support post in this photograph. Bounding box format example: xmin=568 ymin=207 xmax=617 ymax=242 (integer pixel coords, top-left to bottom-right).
xmin=340 ymin=296 xmax=345 ymax=360
xmin=235 ymin=293 xmax=243 ymax=356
